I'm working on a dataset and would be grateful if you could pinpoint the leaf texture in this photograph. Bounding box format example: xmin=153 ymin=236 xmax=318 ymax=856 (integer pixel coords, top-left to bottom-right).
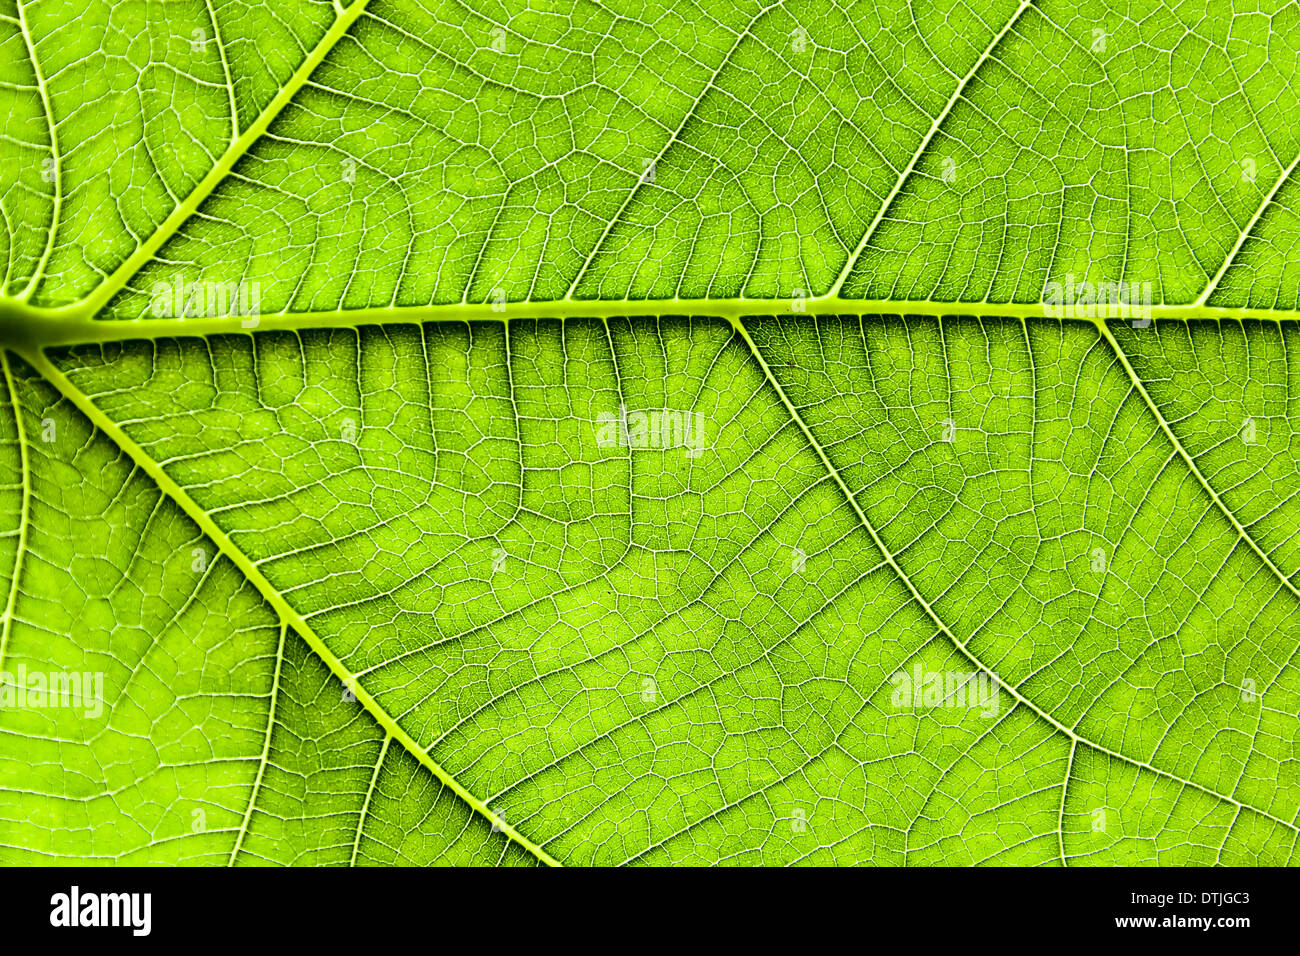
xmin=0 ymin=0 xmax=1297 ymax=866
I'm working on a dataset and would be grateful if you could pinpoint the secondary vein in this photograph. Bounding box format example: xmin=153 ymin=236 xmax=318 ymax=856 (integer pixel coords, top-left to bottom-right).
xmin=1095 ymin=317 xmax=1299 ymax=599
xmin=67 ymin=0 xmax=374 ymax=320
xmin=730 ymin=313 xmax=1299 ymax=838
xmin=826 ymin=0 xmax=1034 ymax=298
xmin=22 ymin=348 xmax=563 ymax=868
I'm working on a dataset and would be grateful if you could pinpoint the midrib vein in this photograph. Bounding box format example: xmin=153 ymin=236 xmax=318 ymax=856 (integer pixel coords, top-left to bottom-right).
xmin=21 ymin=348 xmax=563 ymax=868
xmin=730 ymin=315 xmax=1300 ymax=838
xmin=5 ymin=298 xmax=1300 ymax=352
xmin=71 ymin=0 xmax=374 ymax=319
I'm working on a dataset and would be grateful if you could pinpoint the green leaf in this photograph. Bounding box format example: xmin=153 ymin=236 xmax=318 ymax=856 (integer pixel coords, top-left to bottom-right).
xmin=0 ymin=0 xmax=1296 ymax=866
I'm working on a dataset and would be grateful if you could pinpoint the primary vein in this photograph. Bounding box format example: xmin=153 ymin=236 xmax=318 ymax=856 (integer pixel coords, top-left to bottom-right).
xmin=3 ymin=296 xmax=1298 ymax=352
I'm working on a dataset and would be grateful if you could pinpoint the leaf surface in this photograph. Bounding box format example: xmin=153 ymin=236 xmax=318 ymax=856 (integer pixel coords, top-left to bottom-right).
xmin=0 ymin=0 xmax=1297 ymax=865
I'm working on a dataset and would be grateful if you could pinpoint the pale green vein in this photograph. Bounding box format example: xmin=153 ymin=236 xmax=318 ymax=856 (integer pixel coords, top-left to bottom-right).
xmin=1058 ymin=738 xmax=1077 ymax=866
xmin=1198 ymin=147 xmax=1300 ymax=306
xmin=351 ymin=735 xmax=390 ymax=867
xmin=200 ymin=0 xmax=241 ymax=142
xmin=13 ymin=0 xmax=62 ymax=300
xmin=20 ymin=348 xmax=562 ymax=868
xmin=0 ymin=351 xmax=31 ymax=674
xmin=563 ymin=0 xmax=781 ymax=299
xmin=1095 ymin=317 xmax=1300 ymax=600
xmin=68 ymin=0 xmax=374 ymax=318
xmin=826 ymin=0 xmax=1034 ymax=298
xmin=730 ymin=313 xmax=1300 ymax=840
xmin=4 ymin=296 xmax=1299 ymax=352
xmin=230 ymin=620 xmax=287 ymax=866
